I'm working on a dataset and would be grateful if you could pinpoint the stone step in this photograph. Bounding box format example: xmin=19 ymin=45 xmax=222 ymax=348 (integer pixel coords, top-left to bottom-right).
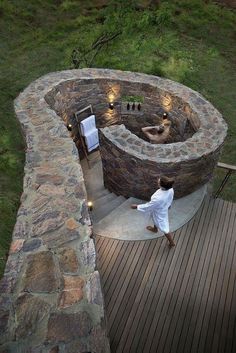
xmin=91 ymin=195 xmax=127 ymax=224
xmin=86 ymin=187 xmax=110 ymax=202
xmin=94 ymin=192 xmax=117 ymax=207
xmin=93 ymin=197 xmax=140 ymax=237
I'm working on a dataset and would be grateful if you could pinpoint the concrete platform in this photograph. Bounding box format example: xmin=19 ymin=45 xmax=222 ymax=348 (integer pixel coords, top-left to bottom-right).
xmin=81 ymin=152 xmax=208 ymax=241
xmin=93 ymin=185 xmax=207 ymax=241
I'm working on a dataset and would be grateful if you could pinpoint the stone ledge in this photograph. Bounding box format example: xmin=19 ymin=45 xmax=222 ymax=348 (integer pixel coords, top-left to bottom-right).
xmin=101 ymin=122 xmax=226 ymax=164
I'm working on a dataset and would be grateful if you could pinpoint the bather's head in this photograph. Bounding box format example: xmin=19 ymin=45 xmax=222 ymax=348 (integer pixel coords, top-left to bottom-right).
xmin=163 ymin=120 xmax=171 ymax=127
xmin=158 ymin=175 xmax=175 ymax=190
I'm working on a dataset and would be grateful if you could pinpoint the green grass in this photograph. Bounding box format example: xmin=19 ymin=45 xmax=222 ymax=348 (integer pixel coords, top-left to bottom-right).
xmin=0 ymin=0 xmax=236 ymax=276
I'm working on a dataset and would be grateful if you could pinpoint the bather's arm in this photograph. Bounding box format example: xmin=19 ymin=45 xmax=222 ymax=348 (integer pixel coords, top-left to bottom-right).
xmin=141 ymin=126 xmax=157 ymax=133
xmin=141 ymin=126 xmax=159 ymax=140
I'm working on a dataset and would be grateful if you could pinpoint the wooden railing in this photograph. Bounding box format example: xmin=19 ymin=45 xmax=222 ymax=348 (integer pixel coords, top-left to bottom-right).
xmin=214 ymin=162 xmax=236 ymax=198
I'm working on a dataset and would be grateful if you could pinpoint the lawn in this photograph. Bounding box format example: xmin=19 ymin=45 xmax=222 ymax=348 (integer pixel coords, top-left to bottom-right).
xmin=0 ymin=0 xmax=235 ymax=276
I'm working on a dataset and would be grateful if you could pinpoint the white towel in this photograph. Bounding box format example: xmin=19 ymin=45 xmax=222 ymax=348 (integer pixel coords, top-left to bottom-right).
xmin=80 ymin=115 xmax=96 ymax=136
xmin=85 ymin=128 xmax=99 ymax=152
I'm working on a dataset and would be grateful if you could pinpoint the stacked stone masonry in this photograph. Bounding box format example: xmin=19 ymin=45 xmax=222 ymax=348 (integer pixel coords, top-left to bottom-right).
xmin=45 ymin=69 xmax=226 ymax=200
xmin=0 ymin=68 xmax=227 ymax=352
xmin=0 ymin=69 xmax=116 ymax=353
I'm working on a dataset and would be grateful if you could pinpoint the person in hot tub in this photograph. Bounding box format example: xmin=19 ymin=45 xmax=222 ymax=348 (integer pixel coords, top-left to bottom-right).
xmin=131 ymin=175 xmax=175 ymax=247
xmin=141 ymin=113 xmax=171 ymax=144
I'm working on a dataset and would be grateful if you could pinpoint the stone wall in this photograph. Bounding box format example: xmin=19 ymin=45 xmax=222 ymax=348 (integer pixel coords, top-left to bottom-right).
xmin=44 ymin=77 xmax=200 ymax=145
xmin=99 ymin=124 xmax=223 ymax=200
xmin=0 ymin=70 xmax=111 ymax=353
xmin=44 ymin=79 xmax=122 ymax=129
xmin=0 ymin=68 xmax=227 ymax=352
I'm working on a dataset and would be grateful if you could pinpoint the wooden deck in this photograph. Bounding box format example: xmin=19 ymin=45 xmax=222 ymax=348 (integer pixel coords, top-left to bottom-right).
xmin=95 ymin=196 xmax=236 ymax=353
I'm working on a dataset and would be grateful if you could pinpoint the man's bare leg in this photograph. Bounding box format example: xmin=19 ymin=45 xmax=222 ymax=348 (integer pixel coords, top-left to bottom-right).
xmin=165 ymin=233 xmax=175 ymax=247
xmin=146 ymin=225 xmax=158 ymax=233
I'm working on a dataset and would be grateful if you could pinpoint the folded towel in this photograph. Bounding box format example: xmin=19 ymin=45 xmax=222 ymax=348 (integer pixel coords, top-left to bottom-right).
xmin=80 ymin=115 xmax=96 ymax=136
xmin=84 ymin=128 xmax=99 ymax=152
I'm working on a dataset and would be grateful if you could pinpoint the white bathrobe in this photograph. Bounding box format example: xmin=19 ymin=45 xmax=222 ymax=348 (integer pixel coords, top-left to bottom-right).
xmin=137 ymin=188 xmax=174 ymax=233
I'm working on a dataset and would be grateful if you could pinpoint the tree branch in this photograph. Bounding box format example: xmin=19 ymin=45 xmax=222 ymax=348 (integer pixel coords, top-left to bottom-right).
xmin=72 ymin=30 xmax=122 ymax=68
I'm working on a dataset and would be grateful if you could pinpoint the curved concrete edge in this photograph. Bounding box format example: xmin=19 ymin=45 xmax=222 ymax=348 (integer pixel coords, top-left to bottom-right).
xmin=93 ymin=185 xmax=207 ymax=241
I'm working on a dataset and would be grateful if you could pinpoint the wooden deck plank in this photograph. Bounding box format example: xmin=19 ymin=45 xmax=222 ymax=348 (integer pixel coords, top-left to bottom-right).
xmin=229 ymin=278 xmax=236 ymax=353
xmin=99 ymin=239 xmax=124 ymax=277
xmin=117 ymin=204 xmax=205 ymax=353
xmin=170 ymin=198 xmax=224 ymax=353
xmin=98 ymin=238 xmax=116 ymax=269
xmin=125 ymin=239 xmax=178 ymax=353
xmin=188 ymin=198 xmax=230 ymax=352
xmin=159 ymin=196 xmax=215 ymax=353
xmin=95 ymin=237 xmax=111 ymax=267
xmin=225 ymin=277 xmax=236 ymax=353
xmin=217 ymin=203 xmax=236 ymax=353
xmin=107 ymin=240 xmax=147 ymax=319
xmin=94 ymin=197 xmax=236 ymax=353
xmin=127 ymin=221 xmax=196 ymax=353
xmin=154 ymin=196 xmax=215 ymax=353
xmin=211 ymin=204 xmax=236 ymax=352
xmin=104 ymin=241 xmax=135 ymax=300
xmin=109 ymin=238 xmax=163 ymax=347
xmin=106 ymin=240 xmax=142 ymax=309
xmin=101 ymin=240 xmax=126 ymax=286
xmin=95 ymin=236 xmax=109 ymax=271
xmin=180 ymin=198 xmax=228 ymax=353
xmin=198 ymin=199 xmax=235 ymax=351
xmin=117 ymin=234 xmax=173 ymax=352
xmin=145 ymin=197 xmax=213 ymax=353
xmin=224 ymin=204 xmax=236 ymax=353
xmin=113 ymin=238 xmax=166 ymax=351
xmin=95 ymin=233 xmax=106 ymax=252
xmin=136 ymin=197 xmax=219 ymax=352
xmin=98 ymin=237 xmax=114 ymax=260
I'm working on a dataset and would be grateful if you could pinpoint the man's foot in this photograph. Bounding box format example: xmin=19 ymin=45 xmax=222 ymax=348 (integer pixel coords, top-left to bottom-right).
xmin=165 ymin=233 xmax=175 ymax=247
xmin=146 ymin=226 xmax=158 ymax=233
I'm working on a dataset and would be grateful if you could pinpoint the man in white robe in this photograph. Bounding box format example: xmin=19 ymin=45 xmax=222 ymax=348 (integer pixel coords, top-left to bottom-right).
xmin=131 ymin=175 xmax=175 ymax=247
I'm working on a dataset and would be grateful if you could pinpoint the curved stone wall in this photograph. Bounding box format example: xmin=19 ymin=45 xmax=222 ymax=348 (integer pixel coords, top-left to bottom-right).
xmin=0 ymin=70 xmax=111 ymax=353
xmin=0 ymin=68 xmax=227 ymax=352
xmin=99 ymin=124 xmax=223 ymax=199
xmin=98 ymin=83 xmax=227 ymax=199
xmin=42 ymin=69 xmax=227 ymax=199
